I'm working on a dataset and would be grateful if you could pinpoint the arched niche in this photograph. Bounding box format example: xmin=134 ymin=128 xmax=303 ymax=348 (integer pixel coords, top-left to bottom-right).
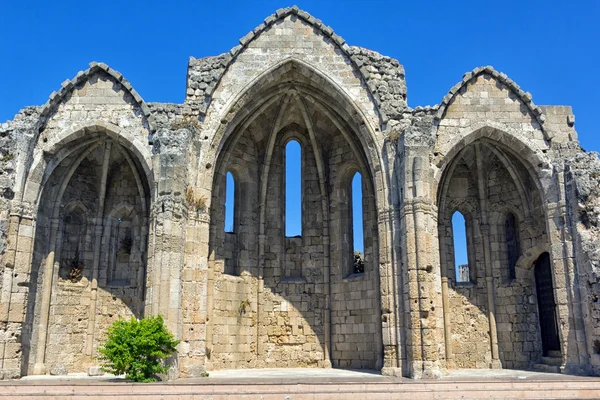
xmin=21 ymin=131 xmax=151 ymax=376
xmin=436 ymin=137 xmax=548 ymax=370
xmin=206 ymin=60 xmax=383 ymax=371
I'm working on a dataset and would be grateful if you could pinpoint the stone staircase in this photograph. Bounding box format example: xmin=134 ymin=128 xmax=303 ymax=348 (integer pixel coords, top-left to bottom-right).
xmin=4 ymin=378 xmax=600 ymax=399
xmin=532 ymin=350 xmax=562 ymax=373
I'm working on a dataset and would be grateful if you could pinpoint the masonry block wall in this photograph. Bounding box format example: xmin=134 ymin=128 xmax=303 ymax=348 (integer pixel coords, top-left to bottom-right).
xmin=0 ymin=6 xmax=599 ymax=380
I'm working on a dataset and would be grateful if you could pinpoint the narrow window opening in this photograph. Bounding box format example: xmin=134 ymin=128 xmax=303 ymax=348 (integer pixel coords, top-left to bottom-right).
xmin=452 ymin=211 xmax=470 ymax=283
xmin=351 ymin=172 xmax=365 ymax=274
xmin=59 ymin=210 xmax=86 ymax=283
xmin=224 ymin=171 xmax=238 ymax=275
xmin=505 ymin=213 xmax=519 ymax=280
xmin=225 ymin=171 xmax=235 ymax=233
xmin=108 ymin=212 xmax=134 ymax=287
xmin=285 ymin=140 xmax=302 ymax=237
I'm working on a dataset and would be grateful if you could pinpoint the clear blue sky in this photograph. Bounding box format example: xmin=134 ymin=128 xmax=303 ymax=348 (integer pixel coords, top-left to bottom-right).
xmin=452 ymin=212 xmax=468 ymax=267
xmin=1 ymin=0 xmax=598 ymax=151
xmin=2 ymin=0 xmax=598 ymax=260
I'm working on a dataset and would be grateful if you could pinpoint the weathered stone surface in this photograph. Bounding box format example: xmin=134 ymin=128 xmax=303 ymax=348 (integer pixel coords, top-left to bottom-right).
xmin=49 ymin=364 xmax=68 ymax=375
xmin=87 ymin=366 xmax=104 ymax=376
xmin=0 ymin=6 xmax=597 ymax=382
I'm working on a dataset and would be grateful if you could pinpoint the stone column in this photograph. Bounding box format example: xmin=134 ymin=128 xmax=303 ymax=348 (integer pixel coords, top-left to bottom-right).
xmin=0 ymin=214 xmax=20 ymax=322
xmin=32 ymin=218 xmax=60 ymax=375
xmin=474 ymin=144 xmax=501 ymax=368
xmin=401 ymin=144 xmax=446 ymax=379
xmin=0 ymin=213 xmax=20 ymax=376
xmin=378 ymin=207 xmax=402 ymax=375
xmin=550 ymin=165 xmax=590 ymax=374
xmin=256 ymin=233 xmax=266 ymax=357
xmin=440 ymin=275 xmax=453 ymax=366
xmin=146 ymin=128 xmax=190 ymax=379
xmin=86 ymin=141 xmax=112 ymax=357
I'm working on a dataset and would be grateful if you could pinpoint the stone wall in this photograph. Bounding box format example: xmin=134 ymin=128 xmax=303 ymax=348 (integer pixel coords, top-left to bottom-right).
xmin=328 ymin=131 xmax=382 ymax=369
xmin=0 ymin=5 xmax=598 ymax=381
xmin=566 ymin=151 xmax=600 ymax=374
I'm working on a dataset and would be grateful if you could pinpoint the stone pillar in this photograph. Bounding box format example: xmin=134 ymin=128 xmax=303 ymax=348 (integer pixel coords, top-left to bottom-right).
xmin=256 ymin=233 xmax=266 ymax=357
xmin=440 ymin=276 xmax=453 ymax=366
xmin=32 ymin=218 xmax=60 ymax=375
xmin=549 ymin=165 xmax=590 ymax=374
xmin=0 ymin=214 xmax=20 ymax=322
xmin=474 ymin=144 xmax=501 ymax=368
xmin=86 ymin=141 xmax=112 ymax=357
xmin=379 ymin=207 xmax=403 ymax=376
xmin=146 ymin=128 xmax=191 ymax=379
xmin=0 ymin=213 xmax=20 ymax=378
xmin=179 ymin=211 xmax=210 ymax=378
xmin=401 ymin=146 xmax=446 ymax=379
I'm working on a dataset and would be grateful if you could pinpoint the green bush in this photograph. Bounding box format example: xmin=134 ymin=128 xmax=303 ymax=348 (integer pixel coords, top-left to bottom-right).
xmin=97 ymin=315 xmax=179 ymax=382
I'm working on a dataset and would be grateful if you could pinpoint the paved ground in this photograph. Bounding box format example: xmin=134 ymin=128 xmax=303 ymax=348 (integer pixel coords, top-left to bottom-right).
xmin=5 ymin=368 xmax=600 ymax=399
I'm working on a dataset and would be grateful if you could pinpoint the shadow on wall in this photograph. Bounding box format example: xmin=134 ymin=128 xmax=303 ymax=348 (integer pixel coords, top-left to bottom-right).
xmin=21 ymin=136 xmax=150 ymax=376
xmin=437 ymin=139 xmax=549 ymax=370
xmin=205 ymin=64 xmax=383 ymax=371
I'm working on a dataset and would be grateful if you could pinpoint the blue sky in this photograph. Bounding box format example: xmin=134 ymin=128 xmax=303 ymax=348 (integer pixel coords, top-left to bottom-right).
xmin=2 ymin=0 xmax=598 ymax=258
xmin=2 ymin=0 xmax=598 ymax=152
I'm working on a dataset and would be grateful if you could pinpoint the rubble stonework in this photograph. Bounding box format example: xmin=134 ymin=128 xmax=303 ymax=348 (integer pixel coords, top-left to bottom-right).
xmin=0 ymin=7 xmax=598 ymax=380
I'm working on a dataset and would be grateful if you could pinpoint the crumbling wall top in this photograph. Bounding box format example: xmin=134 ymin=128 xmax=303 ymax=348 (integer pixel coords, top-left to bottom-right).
xmin=185 ymin=6 xmax=407 ymax=124
xmin=38 ymin=62 xmax=155 ymax=134
xmin=435 ymin=66 xmax=548 ymax=138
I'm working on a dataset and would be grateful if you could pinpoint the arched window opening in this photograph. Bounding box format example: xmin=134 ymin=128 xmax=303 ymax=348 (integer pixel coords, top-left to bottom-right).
xmin=452 ymin=211 xmax=470 ymax=283
xmin=285 ymin=140 xmax=302 ymax=237
xmin=59 ymin=209 xmax=86 ymax=283
xmin=505 ymin=213 xmax=519 ymax=280
xmin=225 ymin=171 xmax=235 ymax=233
xmin=351 ymin=172 xmax=365 ymax=274
xmin=108 ymin=213 xmax=135 ymax=286
xmin=223 ymin=170 xmax=239 ymax=276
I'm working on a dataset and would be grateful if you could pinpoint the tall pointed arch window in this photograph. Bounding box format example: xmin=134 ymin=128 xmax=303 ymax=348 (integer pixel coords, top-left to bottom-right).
xmin=285 ymin=140 xmax=302 ymax=237
xmin=58 ymin=208 xmax=87 ymax=283
xmin=223 ymin=170 xmax=239 ymax=276
xmin=452 ymin=211 xmax=470 ymax=283
xmin=505 ymin=212 xmax=519 ymax=280
xmin=351 ymin=172 xmax=365 ymax=275
xmin=225 ymin=171 xmax=235 ymax=233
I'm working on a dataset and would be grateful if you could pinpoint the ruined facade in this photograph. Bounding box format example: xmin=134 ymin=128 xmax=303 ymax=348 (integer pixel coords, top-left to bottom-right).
xmin=0 ymin=7 xmax=599 ymax=380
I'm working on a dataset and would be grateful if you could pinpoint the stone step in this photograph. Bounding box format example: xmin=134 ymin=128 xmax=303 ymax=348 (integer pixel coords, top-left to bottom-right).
xmin=4 ymin=380 xmax=600 ymax=400
xmin=541 ymin=356 xmax=563 ymax=366
xmin=532 ymin=363 xmax=560 ymax=374
xmin=547 ymin=350 xmax=562 ymax=357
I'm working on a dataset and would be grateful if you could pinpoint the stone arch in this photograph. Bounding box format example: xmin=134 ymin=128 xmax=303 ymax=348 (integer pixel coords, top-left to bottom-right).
xmin=208 ymin=58 xmax=385 ymax=210
xmin=194 ymin=6 xmax=385 ymax=124
xmin=205 ymin=54 xmax=384 ymax=371
xmin=434 ymin=125 xmax=552 ymax=202
xmin=61 ymin=200 xmax=91 ymax=220
xmin=440 ymin=200 xmax=478 ymax=284
xmin=21 ymin=122 xmax=153 ymax=208
xmin=38 ymin=62 xmax=154 ymax=134
xmin=334 ymin=162 xmax=373 ymax=278
xmin=434 ymin=66 xmax=549 ymax=139
xmin=436 ymin=130 xmax=550 ymax=370
xmin=106 ymin=201 xmax=135 ymax=219
xmin=20 ymin=128 xmax=152 ymax=376
xmin=14 ymin=61 xmax=154 ymax=204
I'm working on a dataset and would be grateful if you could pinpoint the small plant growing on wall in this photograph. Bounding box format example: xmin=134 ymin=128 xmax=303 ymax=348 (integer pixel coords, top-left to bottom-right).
xmin=96 ymin=315 xmax=179 ymax=382
xmin=239 ymin=299 xmax=251 ymax=316
xmin=353 ymin=251 xmax=365 ymax=274
xmin=185 ymin=187 xmax=207 ymax=213
xmin=66 ymin=254 xmax=84 ymax=283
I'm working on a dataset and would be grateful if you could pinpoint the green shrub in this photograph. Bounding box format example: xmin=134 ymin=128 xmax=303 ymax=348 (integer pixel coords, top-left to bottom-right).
xmin=96 ymin=315 xmax=179 ymax=382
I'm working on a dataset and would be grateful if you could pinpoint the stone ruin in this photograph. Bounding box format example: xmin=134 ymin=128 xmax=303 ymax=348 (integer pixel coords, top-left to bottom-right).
xmin=0 ymin=6 xmax=599 ymax=380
